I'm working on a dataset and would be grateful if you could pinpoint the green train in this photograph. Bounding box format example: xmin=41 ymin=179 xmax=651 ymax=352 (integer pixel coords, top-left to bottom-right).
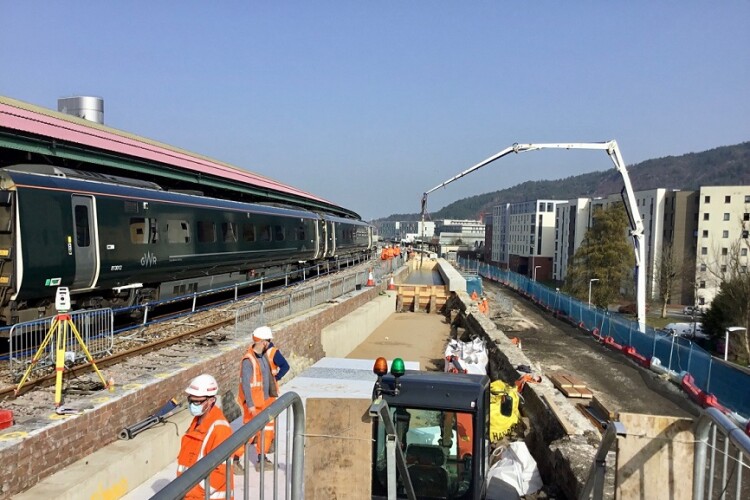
xmin=0 ymin=165 xmax=373 ymax=326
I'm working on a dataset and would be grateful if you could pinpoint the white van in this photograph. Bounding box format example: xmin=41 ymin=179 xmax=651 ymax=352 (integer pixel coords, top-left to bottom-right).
xmin=664 ymin=322 xmax=710 ymax=340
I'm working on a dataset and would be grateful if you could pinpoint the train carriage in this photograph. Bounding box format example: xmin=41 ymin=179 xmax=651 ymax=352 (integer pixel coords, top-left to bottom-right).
xmin=0 ymin=165 xmax=372 ymax=325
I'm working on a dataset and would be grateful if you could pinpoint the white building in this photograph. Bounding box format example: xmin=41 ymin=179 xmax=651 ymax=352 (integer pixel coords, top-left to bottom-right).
xmin=434 ymin=219 xmax=485 ymax=247
xmin=694 ymin=186 xmax=750 ymax=307
xmin=492 ymin=200 xmax=565 ymax=280
xmin=553 ymin=198 xmax=591 ymax=281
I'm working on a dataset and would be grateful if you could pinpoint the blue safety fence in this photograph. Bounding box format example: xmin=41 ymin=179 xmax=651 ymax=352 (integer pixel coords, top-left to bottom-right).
xmin=459 ymin=258 xmax=750 ymax=418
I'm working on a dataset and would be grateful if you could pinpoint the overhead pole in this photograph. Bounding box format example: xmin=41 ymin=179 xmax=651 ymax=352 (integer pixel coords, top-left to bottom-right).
xmin=420 ymin=141 xmax=647 ymax=332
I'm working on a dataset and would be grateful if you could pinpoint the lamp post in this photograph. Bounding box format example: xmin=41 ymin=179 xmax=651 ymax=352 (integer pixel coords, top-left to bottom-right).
xmin=588 ymin=278 xmax=599 ymax=307
xmin=724 ymin=327 xmax=747 ymax=361
xmin=533 ymin=265 xmax=541 ymax=282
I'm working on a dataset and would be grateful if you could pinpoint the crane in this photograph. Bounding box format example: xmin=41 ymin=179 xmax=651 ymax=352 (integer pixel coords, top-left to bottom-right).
xmin=420 ymin=141 xmax=646 ymax=332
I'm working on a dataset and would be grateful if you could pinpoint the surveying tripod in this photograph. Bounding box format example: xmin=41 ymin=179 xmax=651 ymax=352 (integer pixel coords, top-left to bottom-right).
xmin=15 ymin=287 xmax=109 ymax=407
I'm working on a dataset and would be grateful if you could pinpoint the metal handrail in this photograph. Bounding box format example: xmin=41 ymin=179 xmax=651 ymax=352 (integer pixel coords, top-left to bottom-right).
xmin=578 ymin=421 xmax=627 ymax=500
xmin=151 ymin=392 xmax=305 ymax=500
xmin=369 ymin=398 xmax=416 ymax=500
xmin=693 ymin=407 xmax=750 ymax=499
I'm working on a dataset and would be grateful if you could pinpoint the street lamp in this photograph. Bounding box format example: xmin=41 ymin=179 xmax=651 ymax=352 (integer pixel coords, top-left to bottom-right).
xmin=533 ymin=265 xmax=541 ymax=282
xmin=724 ymin=326 xmax=747 ymax=361
xmin=588 ymin=278 xmax=599 ymax=307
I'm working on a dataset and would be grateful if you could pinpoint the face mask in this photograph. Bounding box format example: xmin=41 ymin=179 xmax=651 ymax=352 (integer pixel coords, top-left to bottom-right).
xmin=189 ymin=402 xmax=207 ymax=417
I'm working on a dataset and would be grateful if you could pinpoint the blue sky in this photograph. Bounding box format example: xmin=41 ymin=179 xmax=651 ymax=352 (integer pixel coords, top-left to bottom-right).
xmin=2 ymin=2 xmax=749 ymax=220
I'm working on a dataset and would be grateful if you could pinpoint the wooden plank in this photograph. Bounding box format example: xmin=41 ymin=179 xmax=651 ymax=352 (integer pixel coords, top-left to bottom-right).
xmin=304 ymin=398 xmax=373 ymax=499
xmin=541 ymin=395 xmax=577 ymax=436
xmin=549 ymin=372 xmax=593 ymax=398
xmin=615 ymin=413 xmax=694 ymax=500
xmin=591 ymin=396 xmax=615 ymax=420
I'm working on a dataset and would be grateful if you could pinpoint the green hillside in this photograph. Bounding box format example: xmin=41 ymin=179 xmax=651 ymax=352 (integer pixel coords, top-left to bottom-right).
xmin=377 ymin=141 xmax=750 ymax=222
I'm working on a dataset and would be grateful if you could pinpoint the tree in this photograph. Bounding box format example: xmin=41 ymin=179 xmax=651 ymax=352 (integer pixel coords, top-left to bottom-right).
xmin=701 ymin=233 xmax=750 ymax=363
xmin=654 ymin=242 xmax=695 ymax=318
xmin=563 ymin=203 xmax=634 ymax=308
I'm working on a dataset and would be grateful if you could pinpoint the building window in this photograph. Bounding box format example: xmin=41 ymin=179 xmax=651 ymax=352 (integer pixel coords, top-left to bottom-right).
xmin=699 ymin=297 xmax=705 ymax=305
xmin=723 ymin=230 xmax=729 ymax=238
xmin=700 ymin=263 xmax=707 ymax=272
xmin=721 ymin=265 xmax=727 ymax=273
xmin=743 ymin=230 xmax=749 ymax=239
xmin=742 ymin=266 xmax=748 ymax=273
xmin=705 ymin=195 xmax=711 ymax=203
xmin=722 ymin=247 xmax=728 ymax=256
xmin=702 ymin=230 xmax=709 ymax=238
xmin=745 ymin=195 xmax=750 ymax=203
xmin=744 ymin=213 xmax=749 ymax=221
xmin=723 ymin=213 xmax=730 ymax=221
xmin=742 ymin=248 xmax=748 ymax=257
xmin=703 ymin=213 xmax=709 ymax=221
xmin=701 ymin=247 xmax=708 ymax=255
xmin=699 ymin=281 xmax=706 ymax=289
xmin=725 ymin=195 xmax=732 ymax=203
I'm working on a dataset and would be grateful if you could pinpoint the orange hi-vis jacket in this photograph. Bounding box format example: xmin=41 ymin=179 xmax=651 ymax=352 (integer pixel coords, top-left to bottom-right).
xmin=394 ymin=246 xmax=401 ymax=257
xmin=470 ymin=290 xmax=479 ymax=301
xmin=238 ymin=348 xmax=279 ymax=413
xmin=177 ymin=404 xmax=233 ymax=500
xmin=238 ymin=348 xmax=280 ymax=456
xmin=380 ymin=248 xmax=389 ymax=260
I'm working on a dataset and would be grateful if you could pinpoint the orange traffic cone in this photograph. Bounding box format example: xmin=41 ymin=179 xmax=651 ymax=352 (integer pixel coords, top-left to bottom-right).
xmin=366 ymin=270 xmax=375 ymax=287
xmin=387 ymin=277 xmax=396 ymax=290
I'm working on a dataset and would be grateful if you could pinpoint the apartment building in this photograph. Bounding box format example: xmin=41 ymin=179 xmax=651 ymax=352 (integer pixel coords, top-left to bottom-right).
xmin=492 ymin=199 xmax=565 ymax=280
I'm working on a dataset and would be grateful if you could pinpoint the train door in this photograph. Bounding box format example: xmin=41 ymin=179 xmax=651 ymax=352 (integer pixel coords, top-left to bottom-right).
xmin=327 ymin=220 xmax=336 ymax=257
xmin=71 ymin=195 xmax=99 ymax=289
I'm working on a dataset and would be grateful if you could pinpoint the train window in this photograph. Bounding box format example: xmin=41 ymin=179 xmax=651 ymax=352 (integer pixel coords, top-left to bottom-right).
xmin=274 ymin=225 xmax=285 ymax=241
xmin=167 ymin=220 xmax=191 ymax=244
xmin=296 ymin=226 xmax=306 ymax=241
xmin=197 ymin=221 xmax=216 ymax=243
xmin=130 ymin=218 xmax=159 ymax=244
xmin=74 ymin=205 xmax=91 ymax=247
xmin=242 ymin=224 xmax=256 ymax=242
xmin=222 ymin=222 xmax=238 ymax=243
xmin=260 ymin=225 xmax=272 ymax=242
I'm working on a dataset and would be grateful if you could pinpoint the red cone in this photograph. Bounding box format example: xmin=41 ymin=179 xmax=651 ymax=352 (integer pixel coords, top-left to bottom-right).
xmin=366 ymin=270 xmax=375 ymax=287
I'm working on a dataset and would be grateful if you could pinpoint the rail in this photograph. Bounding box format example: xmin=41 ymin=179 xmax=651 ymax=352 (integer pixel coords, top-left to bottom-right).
xmin=151 ymin=392 xmax=305 ymax=500
xmin=693 ymin=407 xmax=750 ymax=499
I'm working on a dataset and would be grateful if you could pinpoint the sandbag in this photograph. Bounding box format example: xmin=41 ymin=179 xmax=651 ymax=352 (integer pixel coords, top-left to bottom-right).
xmin=485 ymin=441 xmax=543 ymax=497
xmin=489 ymin=380 xmax=520 ymax=441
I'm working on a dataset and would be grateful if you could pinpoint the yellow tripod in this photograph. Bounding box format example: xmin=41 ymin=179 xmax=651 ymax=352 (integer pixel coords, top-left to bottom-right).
xmin=15 ymin=312 xmax=109 ymax=407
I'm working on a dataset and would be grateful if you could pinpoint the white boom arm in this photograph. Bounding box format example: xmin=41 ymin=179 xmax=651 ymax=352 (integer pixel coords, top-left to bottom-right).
xmin=421 ymin=141 xmax=646 ymax=332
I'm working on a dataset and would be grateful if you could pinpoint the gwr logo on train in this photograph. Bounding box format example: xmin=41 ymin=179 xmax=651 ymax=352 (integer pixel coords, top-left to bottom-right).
xmin=140 ymin=252 xmax=158 ymax=267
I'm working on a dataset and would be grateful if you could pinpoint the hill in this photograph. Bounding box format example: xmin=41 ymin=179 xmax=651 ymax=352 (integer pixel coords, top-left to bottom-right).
xmin=377 ymin=141 xmax=750 ymax=222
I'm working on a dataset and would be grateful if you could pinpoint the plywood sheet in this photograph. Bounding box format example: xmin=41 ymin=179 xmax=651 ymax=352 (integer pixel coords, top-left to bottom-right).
xmin=304 ymin=398 xmax=373 ymax=500
xmin=615 ymin=412 xmax=694 ymax=500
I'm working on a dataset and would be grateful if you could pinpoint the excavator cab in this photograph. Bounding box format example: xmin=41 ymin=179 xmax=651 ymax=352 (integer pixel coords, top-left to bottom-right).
xmin=370 ymin=367 xmax=490 ymax=499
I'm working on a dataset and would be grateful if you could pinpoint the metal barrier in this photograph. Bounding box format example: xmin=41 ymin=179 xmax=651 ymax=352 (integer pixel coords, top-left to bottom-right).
xmin=151 ymin=392 xmax=305 ymax=500
xmin=459 ymin=257 xmax=750 ymax=417
xmin=234 ymin=268 xmax=373 ymax=335
xmin=8 ymin=308 xmax=114 ymax=377
xmin=693 ymin=407 xmax=750 ymax=499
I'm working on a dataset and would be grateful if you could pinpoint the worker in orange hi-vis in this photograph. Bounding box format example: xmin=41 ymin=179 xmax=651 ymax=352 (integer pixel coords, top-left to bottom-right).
xmin=481 ymin=297 xmax=490 ymax=316
xmin=233 ymin=326 xmax=281 ymax=473
xmin=177 ymin=374 xmax=233 ymax=499
xmin=385 ymin=245 xmax=395 ymax=272
xmin=380 ymin=244 xmax=390 ymax=261
xmin=470 ymin=290 xmax=479 ymax=301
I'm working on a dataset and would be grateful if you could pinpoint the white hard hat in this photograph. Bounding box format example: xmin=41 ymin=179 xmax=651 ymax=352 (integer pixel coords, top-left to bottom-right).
xmin=185 ymin=374 xmax=218 ymax=397
xmin=253 ymin=326 xmax=273 ymax=341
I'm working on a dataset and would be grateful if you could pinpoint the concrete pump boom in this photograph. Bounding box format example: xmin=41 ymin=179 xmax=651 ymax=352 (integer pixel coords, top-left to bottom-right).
xmin=420 ymin=141 xmax=646 ymax=332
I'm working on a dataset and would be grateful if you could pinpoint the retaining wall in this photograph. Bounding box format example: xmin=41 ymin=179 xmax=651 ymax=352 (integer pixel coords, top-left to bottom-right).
xmin=0 ymin=268 xmax=406 ymax=499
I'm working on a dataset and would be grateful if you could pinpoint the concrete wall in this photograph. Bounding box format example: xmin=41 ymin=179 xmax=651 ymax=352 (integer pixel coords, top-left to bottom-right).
xmin=0 ymin=277 xmax=395 ymax=499
xmin=455 ymin=291 xmax=598 ymax=500
xmin=322 ymin=294 xmax=396 ymax=357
